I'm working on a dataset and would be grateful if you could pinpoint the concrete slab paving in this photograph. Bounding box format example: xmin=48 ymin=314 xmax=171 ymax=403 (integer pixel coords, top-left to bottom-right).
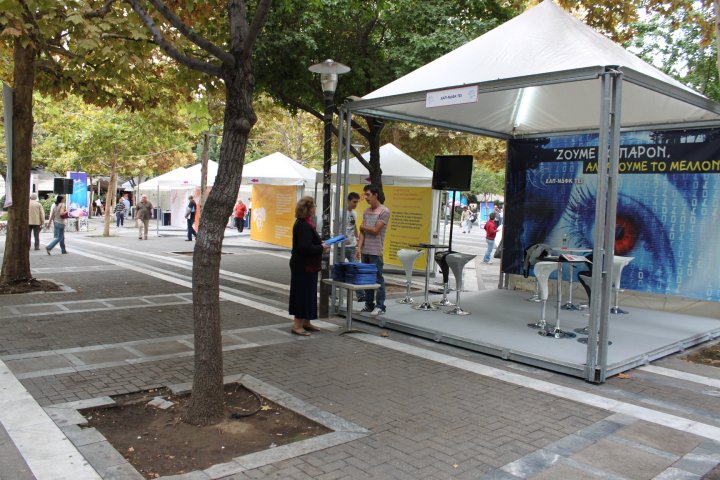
xmin=615 ymin=420 xmax=704 ymax=456
xmin=529 ymin=462 xmax=604 ymax=480
xmin=571 ymin=438 xmax=675 ymax=479
xmin=1 ymin=221 xmax=719 ymax=479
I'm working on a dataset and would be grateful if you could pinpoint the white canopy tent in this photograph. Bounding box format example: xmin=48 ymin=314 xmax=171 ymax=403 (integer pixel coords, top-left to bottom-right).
xmin=183 ymin=160 xmax=220 ymax=187
xmin=242 ymin=152 xmax=317 ymax=186
xmin=238 ymin=152 xmax=317 ymax=220
xmin=328 ymin=143 xmax=432 ymax=186
xmin=137 ymin=166 xmax=188 ymax=192
xmin=339 ymin=0 xmax=720 ymax=383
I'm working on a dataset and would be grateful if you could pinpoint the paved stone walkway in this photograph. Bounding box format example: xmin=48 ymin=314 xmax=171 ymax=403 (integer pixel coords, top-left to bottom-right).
xmin=0 ymin=219 xmax=718 ymax=479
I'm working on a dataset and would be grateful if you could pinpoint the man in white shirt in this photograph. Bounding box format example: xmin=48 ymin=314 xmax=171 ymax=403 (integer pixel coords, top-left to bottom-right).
xmin=342 ymin=191 xmax=365 ymax=302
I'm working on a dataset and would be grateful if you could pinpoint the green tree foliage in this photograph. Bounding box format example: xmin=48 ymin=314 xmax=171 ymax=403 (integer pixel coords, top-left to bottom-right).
xmin=256 ymin=0 xmax=521 ymax=187
xmin=0 ymin=0 xmax=183 ymax=284
xmin=471 ymin=166 xmax=506 ymax=196
xmin=32 ymin=93 xmax=193 ymax=177
xmin=628 ymin=3 xmax=718 ymax=101
xmin=247 ymin=95 xmax=323 ymax=167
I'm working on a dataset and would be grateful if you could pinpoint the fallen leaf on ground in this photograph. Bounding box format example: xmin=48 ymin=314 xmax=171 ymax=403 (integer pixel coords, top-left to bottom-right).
xmin=260 ymin=405 xmax=272 ymax=411
xmin=617 ymin=373 xmax=632 ymax=379
xmin=381 ymin=331 xmax=389 ymax=337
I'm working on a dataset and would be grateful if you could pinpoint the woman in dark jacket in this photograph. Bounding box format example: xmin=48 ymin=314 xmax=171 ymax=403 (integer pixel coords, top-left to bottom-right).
xmin=289 ymin=196 xmax=329 ymax=335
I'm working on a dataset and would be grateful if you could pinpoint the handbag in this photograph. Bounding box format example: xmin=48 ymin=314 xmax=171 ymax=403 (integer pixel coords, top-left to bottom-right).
xmin=60 ymin=211 xmax=69 ymax=219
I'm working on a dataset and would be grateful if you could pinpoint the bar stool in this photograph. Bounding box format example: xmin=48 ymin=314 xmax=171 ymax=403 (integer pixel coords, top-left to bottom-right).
xmin=432 ymin=250 xmax=455 ymax=307
xmin=610 ymin=256 xmax=634 ymax=314
xmin=444 ymin=252 xmax=476 ymax=315
xmin=396 ymin=249 xmax=423 ymax=304
xmin=523 ymin=243 xmax=552 ymax=302
xmin=527 ymin=261 xmax=556 ymax=330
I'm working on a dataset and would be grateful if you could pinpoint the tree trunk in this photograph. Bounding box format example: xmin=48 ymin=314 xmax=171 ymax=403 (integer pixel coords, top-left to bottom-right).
xmin=0 ymin=40 xmax=36 ymax=284
xmin=715 ymin=0 xmax=720 ymax=77
xmin=200 ymin=130 xmax=210 ymax=205
xmin=366 ymin=116 xmax=385 ymax=199
xmin=103 ymin=155 xmax=118 ymax=237
xmin=187 ymin=69 xmax=255 ymax=426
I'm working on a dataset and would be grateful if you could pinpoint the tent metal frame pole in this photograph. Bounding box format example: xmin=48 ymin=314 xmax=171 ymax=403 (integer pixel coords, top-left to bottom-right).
xmin=342 ymin=107 xmax=353 ymax=236
xmin=597 ymin=71 xmax=624 ymax=381
xmin=330 ymin=109 xmax=347 ymax=314
xmin=585 ymin=73 xmax=612 ymax=382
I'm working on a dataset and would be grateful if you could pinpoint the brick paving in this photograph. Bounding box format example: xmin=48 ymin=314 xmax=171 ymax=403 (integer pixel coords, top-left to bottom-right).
xmin=0 ymin=220 xmax=719 ymax=479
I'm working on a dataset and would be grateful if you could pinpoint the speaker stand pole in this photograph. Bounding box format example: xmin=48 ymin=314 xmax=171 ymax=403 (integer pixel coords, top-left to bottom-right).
xmin=448 ymin=190 xmax=456 ymax=251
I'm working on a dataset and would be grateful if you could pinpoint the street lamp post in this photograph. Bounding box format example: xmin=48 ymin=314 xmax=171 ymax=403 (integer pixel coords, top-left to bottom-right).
xmin=309 ymin=59 xmax=350 ymax=318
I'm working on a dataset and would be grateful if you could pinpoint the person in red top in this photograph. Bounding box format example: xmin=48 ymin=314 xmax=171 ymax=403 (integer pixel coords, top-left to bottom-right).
xmin=234 ymin=199 xmax=248 ymax=232
xmin=483 ymin=212 xmax=498 ymax=264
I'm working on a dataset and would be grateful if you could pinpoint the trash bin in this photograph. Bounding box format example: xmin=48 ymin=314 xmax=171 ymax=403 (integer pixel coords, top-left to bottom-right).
xmin=163 ymin=211 xmax=172 ymax=226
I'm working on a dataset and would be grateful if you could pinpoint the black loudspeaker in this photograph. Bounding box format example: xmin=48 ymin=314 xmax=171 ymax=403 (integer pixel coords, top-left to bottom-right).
xmin=432 ymin=155 xmax=473 ymax=191
xmin=53 ymin=178 xmax=74 ymax=194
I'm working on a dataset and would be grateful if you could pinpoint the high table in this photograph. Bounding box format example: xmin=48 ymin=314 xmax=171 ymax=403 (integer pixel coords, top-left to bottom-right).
xmin=538 ymin=253 xmax=591 ymax=339
xmin=323 ymin=279 xmax=380 ymax=333
xmin=409 ymin=243 xmax=448 ymax=311
xmin=551 ymin=247 xmax=592 ymax=311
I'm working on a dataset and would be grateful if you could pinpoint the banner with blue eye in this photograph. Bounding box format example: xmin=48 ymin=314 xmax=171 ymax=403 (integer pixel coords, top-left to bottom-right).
xmin=67 ymin=172 xmax=89 ymax=218
xmin=504 ymin=128 xmax=720 ymax=302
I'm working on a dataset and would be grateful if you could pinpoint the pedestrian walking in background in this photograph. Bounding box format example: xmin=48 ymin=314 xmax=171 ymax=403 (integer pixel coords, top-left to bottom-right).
xmin=28 ymin=193 xmax=45 ymax=251
xmin=46 ymin=195 xmax=68 ymax=255
xmin=136 ymin=194 xmax=153 ymax=240
xmin=288 ymin=196 xmax=329 ymax=336
xmin=234 ymin=199 xmax=247 ymax=233
xmin=94 ymin=197 xmax=104 ymax=216
xmin=357 ymin=184 xmax=390 ymax=315
xmin=493 ymin=203 xmax=503 ymax=226
xmin=122 ymin=193 xmax=131 ymax=214
xmin=185 ymin=195 xmax=197 ymax=241
xmin=114 ymin=197 xmax=126 ymax=227
xmin=483 ymin=212 xmax=498 ymax=264
xmin=461 ymin=206 xmax=472 ymax=233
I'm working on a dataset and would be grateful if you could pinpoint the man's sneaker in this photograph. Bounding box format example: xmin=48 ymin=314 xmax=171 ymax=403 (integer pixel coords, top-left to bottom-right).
xmin=360 ymin=306 xmax=374 ymax=313
xmin=372 ymin=308 xmax=386 ymax=316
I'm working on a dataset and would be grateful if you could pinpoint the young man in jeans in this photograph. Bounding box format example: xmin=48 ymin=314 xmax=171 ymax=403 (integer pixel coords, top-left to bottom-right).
xmin=356 ymin=185 xmax=390 ymax=315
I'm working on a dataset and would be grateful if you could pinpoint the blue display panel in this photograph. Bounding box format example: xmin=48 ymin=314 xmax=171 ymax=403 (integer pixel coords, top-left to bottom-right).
xmin=504 ymin=129 xmax=720 ymax=302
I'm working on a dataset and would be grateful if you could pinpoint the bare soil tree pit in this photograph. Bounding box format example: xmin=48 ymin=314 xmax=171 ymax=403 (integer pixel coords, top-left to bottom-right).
xmin=686 ymin=341 xmax=720 ymax=367
xmin=82 ymin=384 xmax=332 ymax=479
xmin=0 ymin=278 xmax=63 ymax=295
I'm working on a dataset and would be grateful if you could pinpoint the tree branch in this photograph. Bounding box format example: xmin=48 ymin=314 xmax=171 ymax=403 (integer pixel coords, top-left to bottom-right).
xmin=85 ymin=0 xmax=117 ymax=19
xmin=241 ymin=0 xmax=272 ymax=60
xmin=125 ymin=0 xmax=222 ymax=77
xmin=275 ymin=93 xmax=370 ymax=169
xmin=147 ymin=0 xmax=235 ymax=66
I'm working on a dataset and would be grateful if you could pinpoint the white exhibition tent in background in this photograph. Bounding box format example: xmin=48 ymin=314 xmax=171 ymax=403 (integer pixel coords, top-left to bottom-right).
xmin=340 ymin=0 xmax=720 ymax=383
xmin=329 ymin=143 xmax=432 ymax=186
xmin=242 ymin=152 xmax=317 ymax=186
xmin=239 ymin=152 xmax=317 ymax=214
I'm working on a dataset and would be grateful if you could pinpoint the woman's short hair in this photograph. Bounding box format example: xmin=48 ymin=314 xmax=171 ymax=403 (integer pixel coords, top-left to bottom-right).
xmin=295 ymin=196 xmax=315 ymax=219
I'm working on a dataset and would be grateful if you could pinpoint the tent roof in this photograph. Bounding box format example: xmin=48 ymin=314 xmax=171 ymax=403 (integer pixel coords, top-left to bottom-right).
xmin=242 ymin=152 xmax=316 ymax=185
xmin=137 ymin=166 xmax=189 ymax=191
xmin=183 ymin=161 xmax=219 ymax=187
xmin=331 ymin=144 xmax=431 ymax=186
xmin=350 ymin=0 xmax=720 ymax=137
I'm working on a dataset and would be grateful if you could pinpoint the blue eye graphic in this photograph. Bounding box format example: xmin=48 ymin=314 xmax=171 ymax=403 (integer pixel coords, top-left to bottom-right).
xmin=556 ymin=180 xmax=678 ymax=292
